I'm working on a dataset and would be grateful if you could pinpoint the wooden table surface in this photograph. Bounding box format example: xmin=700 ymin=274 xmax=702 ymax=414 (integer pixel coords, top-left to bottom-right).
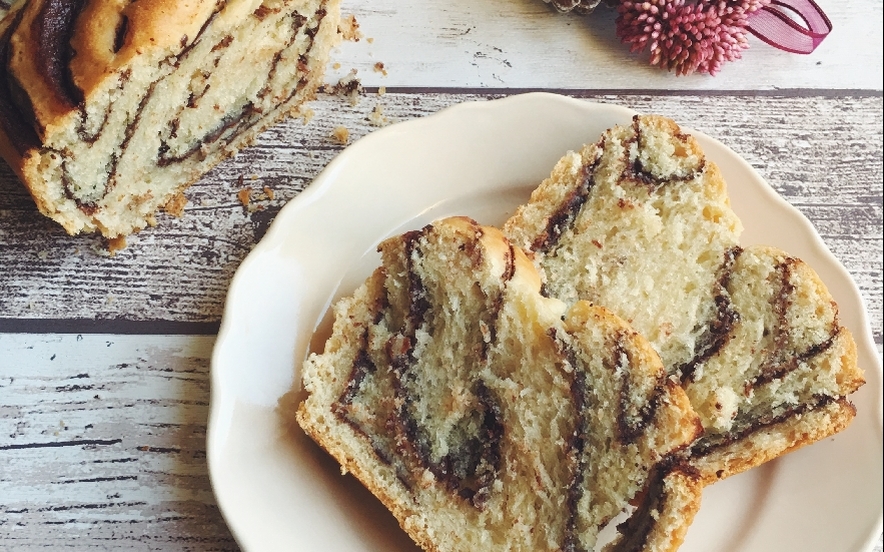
xmin=1 ymin=0 xmax=881 ymax=550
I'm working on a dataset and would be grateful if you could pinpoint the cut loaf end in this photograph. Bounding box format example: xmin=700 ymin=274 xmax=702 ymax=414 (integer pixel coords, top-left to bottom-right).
xmin=0 ymin=0 xmax=341 ymax=238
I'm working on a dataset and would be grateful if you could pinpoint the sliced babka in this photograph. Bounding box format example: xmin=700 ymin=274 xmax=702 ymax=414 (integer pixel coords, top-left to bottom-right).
xmin=297 ymin=216 xmax=702 ymax=552
xmin=503 ymin=114 xmax=865 ymax=488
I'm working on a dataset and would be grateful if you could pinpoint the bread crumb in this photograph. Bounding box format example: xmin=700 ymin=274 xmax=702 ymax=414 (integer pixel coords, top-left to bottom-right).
xmin=373 ymin=61 xmax=388 ymax=76
xmin=331 ymin=126 xmax=350 ymax=144
xmin=333 ymin=62 xmax=341 ymax=70
xmin=368 ymin=104 xmax=391 ymax=127
xmin=238 ymin=187 xmax=252 ymax=207
xmin=367 ymin=37 xmax=374 ymax=44
xmin=378 ymin=86 xmax=386 ymax=95
xmin=321 ymin=69 xmax=363 ymax=106
xmin=263 ymin=186 xmax=275 ymax=200
xmin=339 ymin=14 xmax=362 ymax=42
xmin=107 ymin=236 xmax=127 ymax=255
xmin=162 ymin=192 xmax=188 ymax=218
xmin=302 ymin=107 xmax=315 ymax=125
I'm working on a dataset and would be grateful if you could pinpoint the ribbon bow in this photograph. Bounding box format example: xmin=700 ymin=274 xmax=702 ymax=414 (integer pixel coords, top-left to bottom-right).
xmin=747 ymin=0 xmax=832 ymax=54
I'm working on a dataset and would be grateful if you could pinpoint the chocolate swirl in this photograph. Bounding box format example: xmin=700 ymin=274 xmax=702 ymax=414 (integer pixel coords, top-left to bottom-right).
xmin=332 ymin=224 xmax=513 ymax=508
xmin=748 ymin=256 xmax=841 ymax=390
xmin=557 ymin=330 xmax=667 ymax=552
xmin=605 ymin=463 xmax=701 ymax=552
xmin=0 ymin=8 xmax=41 ymax=155
xmin=678 ymin=246 xmax=742 ymax=382
xmin=33 ymin=0 xmax=86 ymax=108
xmin=390 ymin=226 xmax=509 ymax=507
xmin=624 ymin=115 xmax=705 ymax=187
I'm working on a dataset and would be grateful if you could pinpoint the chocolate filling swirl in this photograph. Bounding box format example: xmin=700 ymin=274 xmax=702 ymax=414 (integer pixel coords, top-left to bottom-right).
xmin=678 ymin=246 xmax=742 ymax=382
xmin=558 ymin=330 xmax=666 ymax=552
xmin=391 ymin=227 xmax=508 ymax=507
xmin=748 ymin=256 xmax=842 ymax=390
xmin=0 ymin=8 xmax=41 ymax=155
xmin=606 ymin=462 xmax=701 ymax=552
xmin=690 ymin=254 xmax=844 ymax=456
xmin=692 ymin=395 xmax=850 ymax=458
xmin=333 ymin=224 xmax=511 ymax=508
xmin=532 ymin=143 xmax=603 ymax=255
xmin=33 ymin=0 xmax=86 ymax=108
xmin=624 ymin=116 xmax=705 ymax=187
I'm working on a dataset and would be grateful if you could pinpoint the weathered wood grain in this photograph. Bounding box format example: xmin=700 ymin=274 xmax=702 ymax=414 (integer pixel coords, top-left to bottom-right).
xmin=0 ymin=92 xmax=880 ymax=348
xmin=0 ymin=333 xmax=238 ymax=550
xmin=4 ymin=0 xmax=879 ymax=90
xmin=327 ymin=0 xmax=884 ymax=90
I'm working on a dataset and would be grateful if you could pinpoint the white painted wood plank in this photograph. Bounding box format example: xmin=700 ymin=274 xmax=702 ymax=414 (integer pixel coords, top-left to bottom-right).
xmin=329 ymin=0 xmax=884 ymax=90
xmin=0 ymin=0 xmax=884 ymax=90
xmin=0 ymin=0 xmax=879 ymax=90
xmin=0 ymin=333 xmax=238 ymax=550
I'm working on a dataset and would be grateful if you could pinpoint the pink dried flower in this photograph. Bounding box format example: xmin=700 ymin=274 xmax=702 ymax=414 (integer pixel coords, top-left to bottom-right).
xmin=615 ymin=0 xmax=771 ymax=76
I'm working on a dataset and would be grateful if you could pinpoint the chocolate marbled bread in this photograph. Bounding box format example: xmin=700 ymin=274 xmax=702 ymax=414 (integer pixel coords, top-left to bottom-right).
xmin=298 ymin=216 xmax=703 ymax=552
xmin=503 ymin=114 xmax=866 ymax=488
xmin=0 ymin=0 xmax=339 ymax=239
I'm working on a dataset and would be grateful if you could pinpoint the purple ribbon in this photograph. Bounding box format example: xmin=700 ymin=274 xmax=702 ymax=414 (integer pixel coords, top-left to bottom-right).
xmin=746 ymin=0 xmax=833 ymax=54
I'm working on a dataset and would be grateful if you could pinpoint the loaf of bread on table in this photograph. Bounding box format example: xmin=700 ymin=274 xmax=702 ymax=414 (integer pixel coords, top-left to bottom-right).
xmin=298 ymin=216 xmax=703 ymax=552
xmin=0 ymin=0 xmax=340 ymax=239
xmin=503 ymin=114 xmax=866 ymax=489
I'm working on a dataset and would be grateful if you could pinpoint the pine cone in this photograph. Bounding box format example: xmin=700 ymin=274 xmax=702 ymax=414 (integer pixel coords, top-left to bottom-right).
xmin=542 ymin=0 xmax=604 ymax=15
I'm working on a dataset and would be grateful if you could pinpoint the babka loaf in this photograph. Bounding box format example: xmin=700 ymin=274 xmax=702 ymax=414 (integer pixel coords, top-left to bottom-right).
xmin=0 ymin=0 xmax=340 ymax=238
xmin=503 ymin=114 xmax=866 ymax=488
xmin=298 ymin=216 xmax=703 ymax=552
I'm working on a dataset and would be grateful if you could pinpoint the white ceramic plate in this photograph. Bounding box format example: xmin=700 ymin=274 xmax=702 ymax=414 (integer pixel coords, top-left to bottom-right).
xmin=208 ymin=93 xmax=883 ymax=552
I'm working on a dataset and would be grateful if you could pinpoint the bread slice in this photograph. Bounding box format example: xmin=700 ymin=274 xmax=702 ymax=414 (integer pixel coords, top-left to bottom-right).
xmin=682 ymin=244 xmax=863 ymax=481
xmin=503 ymin=114 xmax=866 ymax=487
xmin=0 ymin=0 xmax=340 ymax=238
xmin=297 ymin=216 xmax=702 ymax=552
